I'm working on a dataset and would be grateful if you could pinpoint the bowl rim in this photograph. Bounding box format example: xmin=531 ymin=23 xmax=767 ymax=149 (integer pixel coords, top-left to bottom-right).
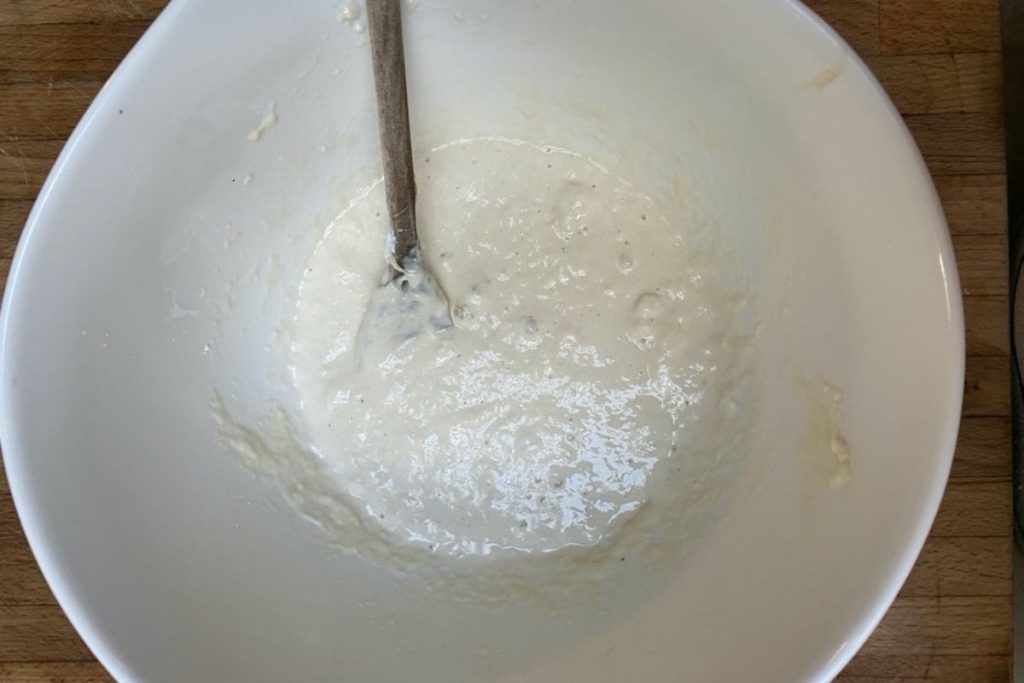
xmin=785 ymin=3 xmax=965 ymax=680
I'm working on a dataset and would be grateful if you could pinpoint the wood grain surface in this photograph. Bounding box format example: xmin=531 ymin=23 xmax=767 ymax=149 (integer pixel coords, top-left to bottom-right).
xmin=0 ymin=1 xmax=1010 ymax=681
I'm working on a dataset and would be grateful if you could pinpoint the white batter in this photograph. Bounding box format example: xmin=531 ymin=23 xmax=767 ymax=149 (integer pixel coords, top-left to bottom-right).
xmin=220 ymin=137 xmax=757 ymax=594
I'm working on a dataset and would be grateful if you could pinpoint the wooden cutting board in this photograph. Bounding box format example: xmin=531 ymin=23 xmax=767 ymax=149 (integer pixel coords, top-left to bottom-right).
xmin=0 ymin=1 xmax=1009 ymax=680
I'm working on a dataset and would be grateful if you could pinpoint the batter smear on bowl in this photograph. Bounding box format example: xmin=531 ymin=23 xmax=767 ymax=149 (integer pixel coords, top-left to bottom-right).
xmin=218 ymin=137 xmax=758 ymax=598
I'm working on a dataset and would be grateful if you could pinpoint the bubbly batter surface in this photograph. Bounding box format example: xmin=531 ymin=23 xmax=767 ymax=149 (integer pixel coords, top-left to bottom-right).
xmin=277 ymin=138 xmax=755 ymax=564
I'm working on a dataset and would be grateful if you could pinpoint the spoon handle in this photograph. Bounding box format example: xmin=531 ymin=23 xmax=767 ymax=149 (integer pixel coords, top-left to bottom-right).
xmin=367 ymin=0 xmax=418 ymax=270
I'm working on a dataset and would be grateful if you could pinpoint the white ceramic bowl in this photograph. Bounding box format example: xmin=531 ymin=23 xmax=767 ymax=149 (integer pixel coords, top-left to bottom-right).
xmin=0 ymin=1 xmax=963 ymax=681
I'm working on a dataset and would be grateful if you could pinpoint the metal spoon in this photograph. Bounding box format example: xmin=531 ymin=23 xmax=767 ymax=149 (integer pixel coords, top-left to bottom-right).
xmin=367 ymin=0 xmax=418 ymax=274
xmin=362 ymin=0 xmax=452 ymax=340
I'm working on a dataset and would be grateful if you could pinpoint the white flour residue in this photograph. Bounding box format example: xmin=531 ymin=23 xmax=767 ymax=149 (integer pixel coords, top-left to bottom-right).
xmin=246 ymin=103 xmax=278 ymax=142
xmin=336 ymin=2 xmax=365 ymax=32
xmin=804 ymin=56 xmax=846 ymax=90
xmin=800 ymin=379 xmax=851 ymax=491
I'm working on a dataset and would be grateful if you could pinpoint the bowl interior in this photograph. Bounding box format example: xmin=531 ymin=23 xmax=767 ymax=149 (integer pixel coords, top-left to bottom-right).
xmin=0 ymin=1 xmax=962 ymax=681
